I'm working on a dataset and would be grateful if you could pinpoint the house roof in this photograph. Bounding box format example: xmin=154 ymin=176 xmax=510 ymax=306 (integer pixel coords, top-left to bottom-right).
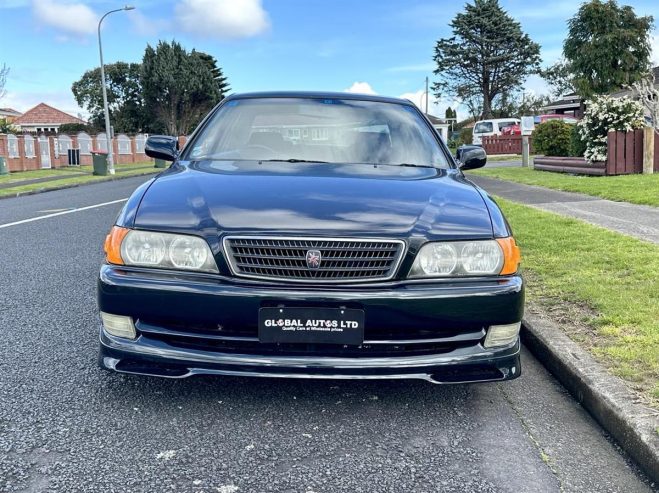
xmin=609 ymin=66 xmax=659 ymax=98
xmin=13 ymin=103 xmax=86 ymax=126
xmin=542 ymin=92 xmax=583 ymax=112
xmin=425 ymin=114 xmax=449 ymax=125
xmin=0 ymin=107 xmax=22 ymax=117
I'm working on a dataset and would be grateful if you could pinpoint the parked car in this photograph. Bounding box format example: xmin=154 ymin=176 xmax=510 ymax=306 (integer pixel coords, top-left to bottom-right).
xmin=472 ymin=118 xmax=520 ymax=145
xmin=501 ymin=114 xmax=579 ymax=136
xmin=98 ymin=92 xmax=523 ymax=384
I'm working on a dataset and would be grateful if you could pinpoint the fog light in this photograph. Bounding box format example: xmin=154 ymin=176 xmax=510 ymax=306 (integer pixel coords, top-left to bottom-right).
xmin=484 ymin=322 xmax=521 ymax=348
xmin=100 ymin=312 xmax=136 ymax=339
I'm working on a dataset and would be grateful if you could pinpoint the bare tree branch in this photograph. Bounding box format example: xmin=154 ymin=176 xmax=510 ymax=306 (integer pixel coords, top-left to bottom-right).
xmin=0 ymin=64 xmax=9 ymax=102
xmin=627 ymin=71 xmax=659 ymax=129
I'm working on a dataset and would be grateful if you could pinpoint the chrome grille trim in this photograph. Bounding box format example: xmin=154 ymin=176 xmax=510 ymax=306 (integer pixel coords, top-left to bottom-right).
xmin=223 ymin=236 xmax=406 ymax=283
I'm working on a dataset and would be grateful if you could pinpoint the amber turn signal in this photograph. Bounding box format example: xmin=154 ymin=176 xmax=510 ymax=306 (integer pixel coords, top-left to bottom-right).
xmin=496 ymin=237 xmax=521 ymax=275
xmin=104 ymin=226 xmax=130 ymax=265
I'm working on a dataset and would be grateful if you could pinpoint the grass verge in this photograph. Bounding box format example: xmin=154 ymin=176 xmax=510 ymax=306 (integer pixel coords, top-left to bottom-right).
xmin=0 ymin=166 xmax=86 ymax=184
xmin=485 ymin=154 xmax=529 ymax=162
xmin=0 ymin=164 xmax=158 ymax=198
xmin=469 ymin=167 xmax=659 ymax=207
xmin=498 ymin=198 xmax=659 ymax=406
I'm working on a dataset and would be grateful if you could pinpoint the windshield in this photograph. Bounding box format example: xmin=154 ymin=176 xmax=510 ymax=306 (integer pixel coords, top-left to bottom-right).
xmin=473 ymin=122 xmax=493 ymax=133
xmin=184 ymin=97 xmax=450 ymax=168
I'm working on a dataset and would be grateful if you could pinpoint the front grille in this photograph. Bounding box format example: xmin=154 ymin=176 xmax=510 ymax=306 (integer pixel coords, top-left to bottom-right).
xmin=223 ymin=237 xmax=405 ymax=283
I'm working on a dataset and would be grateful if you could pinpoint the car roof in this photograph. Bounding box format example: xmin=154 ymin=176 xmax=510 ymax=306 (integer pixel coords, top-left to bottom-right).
xmin=224 ymin=91 xmax=415 ymax=106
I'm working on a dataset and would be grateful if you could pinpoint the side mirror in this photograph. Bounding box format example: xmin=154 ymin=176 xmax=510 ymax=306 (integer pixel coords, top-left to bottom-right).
xmin=456 ymin=145 xmax=487 ymax=170
xmin=145 ymin=135 xmax=179 ymax=162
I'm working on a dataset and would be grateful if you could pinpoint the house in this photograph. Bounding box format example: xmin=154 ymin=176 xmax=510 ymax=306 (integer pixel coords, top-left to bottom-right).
xmin=608 ymin=66 xmax=659 ymax=123
xmin=0 ymin=107 xmax=22 ymax=123
xmin=425 ymin=114 xmax=451 ymax=142
xmin=542 ymin=66 xmax=659 ymax=120
xmin=12 ymin=103 xmax=87 ymax=133
xmin=541 ymin=93 xmax=584 ymax=119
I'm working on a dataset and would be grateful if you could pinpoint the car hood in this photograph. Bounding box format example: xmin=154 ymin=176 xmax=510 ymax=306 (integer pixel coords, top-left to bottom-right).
xmin=132 ymin=161 xmax=493 ymax=240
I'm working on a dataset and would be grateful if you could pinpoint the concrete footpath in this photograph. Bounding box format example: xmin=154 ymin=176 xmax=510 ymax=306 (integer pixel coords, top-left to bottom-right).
xmin=468 ymin=174 xmax=659 ymax=244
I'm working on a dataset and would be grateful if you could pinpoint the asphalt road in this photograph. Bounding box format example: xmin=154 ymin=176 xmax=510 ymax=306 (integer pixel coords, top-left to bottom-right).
xmin=0 ymin=176 xmax=654 ymax=492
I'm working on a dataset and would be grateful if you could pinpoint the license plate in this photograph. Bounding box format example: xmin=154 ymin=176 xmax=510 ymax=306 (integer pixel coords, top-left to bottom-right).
xmin=258 ymin=307 xmax=365 ymax=345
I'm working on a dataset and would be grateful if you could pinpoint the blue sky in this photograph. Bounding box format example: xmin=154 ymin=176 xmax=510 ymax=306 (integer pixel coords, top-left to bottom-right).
xmin=1 ymin=0 xmax=658 ymax=120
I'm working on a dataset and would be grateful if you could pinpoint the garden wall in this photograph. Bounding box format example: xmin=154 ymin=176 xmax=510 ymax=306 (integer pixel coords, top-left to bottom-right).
xmin=0 ymin=133 xmax=152 ymax=172
xmin=531 ymin=129 xmax=659 ymax=176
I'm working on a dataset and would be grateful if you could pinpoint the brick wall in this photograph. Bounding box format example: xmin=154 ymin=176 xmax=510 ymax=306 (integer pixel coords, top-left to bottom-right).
xmin=0 ymin=133 xmax=154 ymax=172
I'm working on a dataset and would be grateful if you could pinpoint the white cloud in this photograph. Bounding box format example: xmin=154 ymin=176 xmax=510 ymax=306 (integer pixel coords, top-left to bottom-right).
xmin=344 ymin=82 xmax=377 ymax=95
xmin=32 ymin=0 xmax=99 ymax=36
xmin=651 ymin=31 xmax=659 ymax=66
xmin=399 ymin=89 xmax=466 ymax=121
xmin=174 ymin=0 xmax=269 ymax=39
xmin=128 ymin=9 xmax=170 ymax=37
xmin=399 ymin=89 xmax=438 ymax=111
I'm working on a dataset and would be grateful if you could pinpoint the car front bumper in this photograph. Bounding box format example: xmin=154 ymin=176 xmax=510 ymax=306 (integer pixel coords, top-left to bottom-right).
xmin=98 ymin=265 xmax=524 ymax=383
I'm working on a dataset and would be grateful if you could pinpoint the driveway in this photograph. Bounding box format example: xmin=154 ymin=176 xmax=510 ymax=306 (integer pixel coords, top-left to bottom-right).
xmin=0 ymin=176 xmax=653 ymax=492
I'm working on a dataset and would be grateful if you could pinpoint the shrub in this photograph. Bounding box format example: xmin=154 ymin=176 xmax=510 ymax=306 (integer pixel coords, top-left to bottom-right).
xmin=0 ymin=118 xmax=17 ymax=134
xmin=459 ymin=127 xmax=473 ymax=145
xmin=578 ymin=95 xmax=645 ymax=162
xmin=59 ymin=123 xmax=92 ymax=134
xmin=570 ymin=124 xmax=587 ymax=157
xmin=533 ymin=120 xmax=572 ymax=156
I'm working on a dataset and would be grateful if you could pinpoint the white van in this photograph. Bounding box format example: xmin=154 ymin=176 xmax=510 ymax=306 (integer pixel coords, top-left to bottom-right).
xmin=472 ymin=118 xmax=520 ymax=145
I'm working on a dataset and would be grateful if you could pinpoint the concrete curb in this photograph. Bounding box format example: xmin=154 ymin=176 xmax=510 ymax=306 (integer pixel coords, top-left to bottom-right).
xmin=0 ymin=170 xmax=159 ymax=201
xmin=522 ymin=311 xmax=659 ymax=483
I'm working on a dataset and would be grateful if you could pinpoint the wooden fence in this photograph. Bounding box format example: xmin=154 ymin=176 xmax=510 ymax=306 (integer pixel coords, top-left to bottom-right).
xmin=481 ymin=135 xmax=534 ymax=155
xmin=606 ymin=129 xmax=659 ymax=175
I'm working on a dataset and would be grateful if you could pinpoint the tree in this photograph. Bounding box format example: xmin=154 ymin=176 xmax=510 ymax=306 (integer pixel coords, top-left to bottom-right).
xmin=72 ymin=62 xmax=146 ymax=133
xmin=564 ymin=0 xmax=654 ymax=97
xmin=493 ymin=92 xmax=552 ymax=117
xmin=59 ymin=123 xmax=94 ymax=133
xmin=0 ymin=64 xmax=9 ymax=101
xmin=193 ymin=51 xmax=231 ymax=99
xmin=540 ymin=60 xmax=577 ymax=98
xmin=142 ymin=41 xmax=222 ymax=135
xmin=432 ymin=0 xmax=541 ymax=119
xmin=628 ymin=71 xmax=659 ymax=128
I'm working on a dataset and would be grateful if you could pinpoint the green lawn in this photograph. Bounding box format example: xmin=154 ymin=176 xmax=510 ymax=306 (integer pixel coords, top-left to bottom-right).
xmin=499 ymin=198 xmax=659 ymax=406
xmin=469 ymin=167 xmax=659 ymax=207
xmin=485 ymin=154 xmax=536 ymax=162
xmin=0 ymin=163 xmax=158 ymax=197
xmin=0 ymin=166 xmax=86 ymax=184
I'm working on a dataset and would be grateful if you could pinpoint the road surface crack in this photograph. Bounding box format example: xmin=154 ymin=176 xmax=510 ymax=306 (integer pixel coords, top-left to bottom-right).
xmin=498 ymin=383 xmax=565 ymax=492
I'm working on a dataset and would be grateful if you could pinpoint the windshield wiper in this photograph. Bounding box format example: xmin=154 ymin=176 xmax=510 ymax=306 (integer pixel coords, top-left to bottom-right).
xmin=258 ymin=158 xmax=330 ymax=164
xmin=380 ymin=162 xmax=435 ymax=169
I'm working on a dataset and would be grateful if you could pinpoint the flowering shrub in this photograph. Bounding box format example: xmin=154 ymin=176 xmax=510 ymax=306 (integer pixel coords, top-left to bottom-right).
xmin=578 ymin=96 xmax=645 ymax=162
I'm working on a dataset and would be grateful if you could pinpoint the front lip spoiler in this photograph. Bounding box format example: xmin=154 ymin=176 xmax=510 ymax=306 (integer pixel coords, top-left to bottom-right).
xmin=100 ymin=358 xmax=513 ymax=385
xmin=99 ymin=330 xmax=521 ymax=384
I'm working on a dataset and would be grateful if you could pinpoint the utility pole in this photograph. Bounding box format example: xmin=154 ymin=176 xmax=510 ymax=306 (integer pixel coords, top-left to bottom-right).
xmin=97 ymin=5 xmax=134 ymax=175
xmin=425 ymin=76 xmax=429 ymax=115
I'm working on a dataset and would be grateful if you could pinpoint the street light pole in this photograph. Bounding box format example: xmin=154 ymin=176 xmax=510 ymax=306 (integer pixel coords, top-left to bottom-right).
xmin=97 ymin=5 xmax=134 ymax=175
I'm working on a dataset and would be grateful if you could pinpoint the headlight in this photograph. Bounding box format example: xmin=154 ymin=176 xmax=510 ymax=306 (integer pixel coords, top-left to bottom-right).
xmin=105 ymin=227 xmax=218 ymax=273
xmin=409 ymin=239 xmax=518 ymax=278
